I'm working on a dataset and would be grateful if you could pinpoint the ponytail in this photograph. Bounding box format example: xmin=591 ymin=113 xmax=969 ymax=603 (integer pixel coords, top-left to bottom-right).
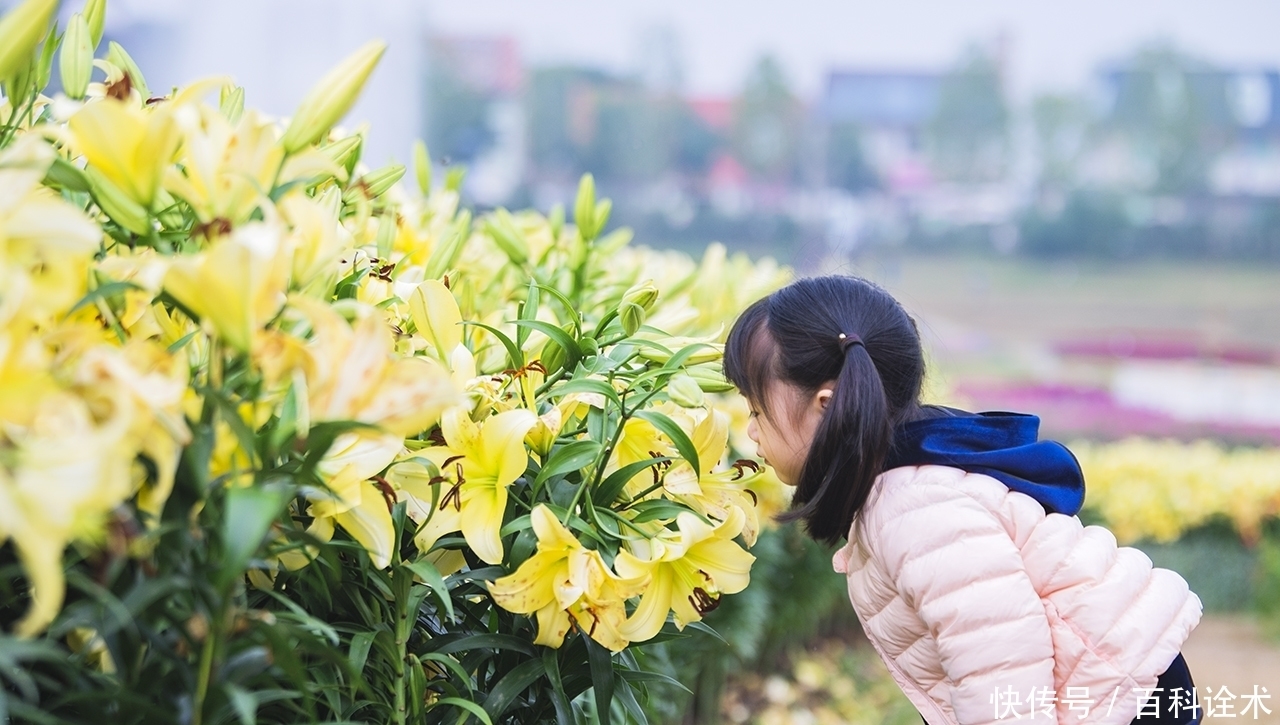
xmin=724 ymin=276 xmax=925 ymax=546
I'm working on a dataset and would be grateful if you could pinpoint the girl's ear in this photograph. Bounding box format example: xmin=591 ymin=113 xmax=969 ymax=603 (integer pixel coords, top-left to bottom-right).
xmin=814 ymin=387 xmax=835 ymax=412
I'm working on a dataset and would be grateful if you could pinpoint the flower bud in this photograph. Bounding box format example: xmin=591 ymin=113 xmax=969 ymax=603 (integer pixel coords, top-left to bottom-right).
xmin=0 ymin=0 xmax=57 ymax=82
xmin=59 ymin=14 xmax=93 ymax=100
xmin=684 ymin=365 xmax=735 ymax=393
xmin=619 ymin=302 xmax=644 ymax=337
xmin=343 ymin=162 xmax=404 ymax=204
xmin=540 ymin=338 xmax=567 ymax=375
xmin=280 ymin=40 xmax=386 ymax=154
xmin=83 ymin=0 xmax=106 ymax=48
xmin=667 ymin=374 xmax=705 ymax=408
xmin=524 ymin=407 xmax=562 ymax=459
xmin=621 ymin=280 xmax=659 ymax=312
xmin=219 ymin=84 xmax=245 ymax=124
xmin=574 ymin=172 xmax=597 ymax=240
xmin=413 ymin=139 xmax=431 ymax=196
xmin=85 ymin=166 xmax=151 ymax=235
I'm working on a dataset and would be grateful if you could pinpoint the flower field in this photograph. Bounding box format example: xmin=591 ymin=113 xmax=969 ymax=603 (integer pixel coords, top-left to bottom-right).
xmin=0 ymin=0 xmax=797 ymax=721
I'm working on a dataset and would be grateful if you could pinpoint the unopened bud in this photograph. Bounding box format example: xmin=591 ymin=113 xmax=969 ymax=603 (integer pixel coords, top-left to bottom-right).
xmin=83 ymin=0 xmax=106 ymax=48
xmin=667 ymin=374 xmax=705 ymax=408
xmin=219 ymin=84 xmax=245 ymax=124
xmin=86 ymin=166 xmax=151 ymax=235
xmin=0 ymin=0 xmax=57 ymax=82
xmin=320 ymin=134 xmax=362 ymax=172
xmin=621 ymin=280 xmax=659 ymax=312
xmin=684 ymin=365 xmax=735 ymax=393
xmin=280 ymin=40 xmax=386 ymax=154
xmin=413 ymin=139 xmax=431 ymax=196
xmin=574 ymin=172 xmax=597 ymax=240
xmin=59 ymin=14 xmax=93 ymax=100
xmin=343 ymin=162 xmax=404 ymax=204
xmin=619 ymin=302 xmax=644 ymax=336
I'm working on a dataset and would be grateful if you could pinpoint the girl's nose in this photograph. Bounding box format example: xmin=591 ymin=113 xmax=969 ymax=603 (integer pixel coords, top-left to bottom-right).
xmin=746 ymin=417 xmax=758 ymax=443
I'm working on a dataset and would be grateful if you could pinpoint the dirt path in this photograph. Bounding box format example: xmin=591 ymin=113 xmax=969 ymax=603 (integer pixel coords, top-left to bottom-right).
xmin=1182 ymin=615 xmax=1280 ymax=722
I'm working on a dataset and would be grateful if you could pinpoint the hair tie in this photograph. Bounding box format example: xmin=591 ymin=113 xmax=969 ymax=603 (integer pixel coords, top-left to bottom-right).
xmin=837 ymin=332 xmax=863 ymax=353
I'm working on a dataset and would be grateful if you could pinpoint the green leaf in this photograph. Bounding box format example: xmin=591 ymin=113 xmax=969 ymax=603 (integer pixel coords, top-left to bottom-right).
xmin=426 ymin=633 xmax=536 ymax=657
xmin=546 ymin=378 xmax=620 ymax=409
xmin=225 ymin=683 xmax=258 ymax=725
xmin=616 ymin=668 xmax=692 ymax=694
xmin=348 ymin=631 xmax=376 ymax=683
xmin=513 ymin=319 xmax=580 ymax=367
xmin=584 ymin=635 xmax=615 ymax=725
xmin=516 ymin=279 xmax=540 ymax=349
xmin=542 ymin=648 xmax=575 ymax=725
xmin=595 ymin=457 xmax=672 ymax=506
xmin=626 ymin=499 xmax=695 ymax=524
xmin=43 ymin=154 xmax=91 ymax=192
xmin=219 ymin=481 xmax=291 ymax=592
xmin=65 ymin=280 xmax=142 ymax=317
xmin=482 ymin=657 xmax=545 ymax=720
xmin=465 ymin=321 xmax=523 ymax=369
xmin=533 ymin=440 xmax=601 ymax=488
xmin=404 ymin=558 xmax=454 ymax=621
xmin=635 ymin=410 xmax=699 ymax=478
xmin=431 ymin=697 xmax=493 ymax=725
xmin=533 ymin=284 xmax=582 ymax=336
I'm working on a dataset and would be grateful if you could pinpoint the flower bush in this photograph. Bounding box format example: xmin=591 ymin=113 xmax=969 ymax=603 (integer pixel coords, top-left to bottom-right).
xmin=0 ymin=1 xmax=791 ymax=722
xmin=1075 ymin=438 xmax=1280 ymax=545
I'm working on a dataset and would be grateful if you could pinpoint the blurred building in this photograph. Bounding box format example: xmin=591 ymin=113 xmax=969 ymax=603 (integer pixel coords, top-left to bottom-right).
xmin=426 ymin=35 xmax=526 ymax=205
xmin=819 ymin=71 xmax=940 ymax=193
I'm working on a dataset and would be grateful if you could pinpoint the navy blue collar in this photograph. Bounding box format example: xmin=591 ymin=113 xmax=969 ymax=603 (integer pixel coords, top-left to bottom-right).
xmin=885 ymin=411 xmax=1085 ymax=516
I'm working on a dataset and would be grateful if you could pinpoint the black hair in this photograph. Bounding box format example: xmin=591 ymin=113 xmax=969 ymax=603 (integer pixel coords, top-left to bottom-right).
xmin=723 ymin=275 xmax=925 ymax=545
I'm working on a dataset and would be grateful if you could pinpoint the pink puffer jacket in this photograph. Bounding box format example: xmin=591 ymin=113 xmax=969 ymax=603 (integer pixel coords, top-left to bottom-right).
xmin=832 ymin=465 xmax=1202 ymax=725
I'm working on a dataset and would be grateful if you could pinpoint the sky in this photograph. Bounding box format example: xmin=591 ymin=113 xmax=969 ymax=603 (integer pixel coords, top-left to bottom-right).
xmin=424 ymin=0 xmax=1280 ymax=102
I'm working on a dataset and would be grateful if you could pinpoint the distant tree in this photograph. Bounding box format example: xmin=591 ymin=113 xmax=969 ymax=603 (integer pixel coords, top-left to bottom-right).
xmin=732 ymin=56 xmax=802 ymax=181
xmin=926 ymin=47 xmax=1010 ymax=182
xmin=1030 ymin=93 xmax=1094 ymax=190
xmin=1101 ymin=44 xmax=1229 ymax=194
xmin=825 ymin=121 xmax=879 ymax=193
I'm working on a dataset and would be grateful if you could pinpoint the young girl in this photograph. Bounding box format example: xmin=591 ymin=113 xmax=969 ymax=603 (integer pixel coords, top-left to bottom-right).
xmin=723 ymin=275 xmax=1201 ymax=725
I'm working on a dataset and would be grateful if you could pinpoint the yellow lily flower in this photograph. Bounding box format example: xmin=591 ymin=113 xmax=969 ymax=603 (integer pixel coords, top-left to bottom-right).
xmin=413 ymin=408 xmax=536 ymax=565
xmin=67 ymin=97 xmax=181 ymax=210
xmin=0 ymin=386 xmax=136 ymax=637
xmin=289 ymin=296 xmax=459 ymax=437
xmin=606 ymin=416 xmax=673 ymax=500
xmin=409 ymin=278 xmax=464 ymax=366
xmin=0 ymin=136 xmax=101 ymax=327
xmin=613 ymin=507 xmax=755 ymax=643
xmin=164 ymin=221 xmax=292 ymax=354
xmin=662 ymin=408 xmax=763 ymax=546
xmin=279 ymin=190 xmax=349 ymax=297
xmin=165 ymin=104 xmax=284 ymax=225
xmin=488 ymin=505 xmax=644 ymax=652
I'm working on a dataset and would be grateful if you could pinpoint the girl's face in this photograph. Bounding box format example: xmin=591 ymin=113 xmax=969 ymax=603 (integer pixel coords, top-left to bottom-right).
xmin=744 ymin=381 xmax=832 ymax=486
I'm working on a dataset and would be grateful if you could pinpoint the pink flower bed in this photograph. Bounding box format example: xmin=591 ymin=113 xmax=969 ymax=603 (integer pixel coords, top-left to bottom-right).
xmin=956 ymin=381 xmax=1280 ymax=445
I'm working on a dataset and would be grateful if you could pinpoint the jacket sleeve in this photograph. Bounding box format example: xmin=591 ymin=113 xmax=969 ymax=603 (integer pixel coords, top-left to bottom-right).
xmin=872 ymin=478 xmax=1057 ymax=725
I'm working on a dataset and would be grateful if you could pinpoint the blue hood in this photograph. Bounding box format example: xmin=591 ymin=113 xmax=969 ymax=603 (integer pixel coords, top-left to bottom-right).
xmin=885 ymin=411 xmax=1085 ymax=516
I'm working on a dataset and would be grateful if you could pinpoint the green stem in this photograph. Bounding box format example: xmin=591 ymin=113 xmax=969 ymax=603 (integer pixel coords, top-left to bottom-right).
xmin=392 ymin=566 xmax=412 ymax=725
xmin=191 ymin=614 xmax=220 ymax=725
